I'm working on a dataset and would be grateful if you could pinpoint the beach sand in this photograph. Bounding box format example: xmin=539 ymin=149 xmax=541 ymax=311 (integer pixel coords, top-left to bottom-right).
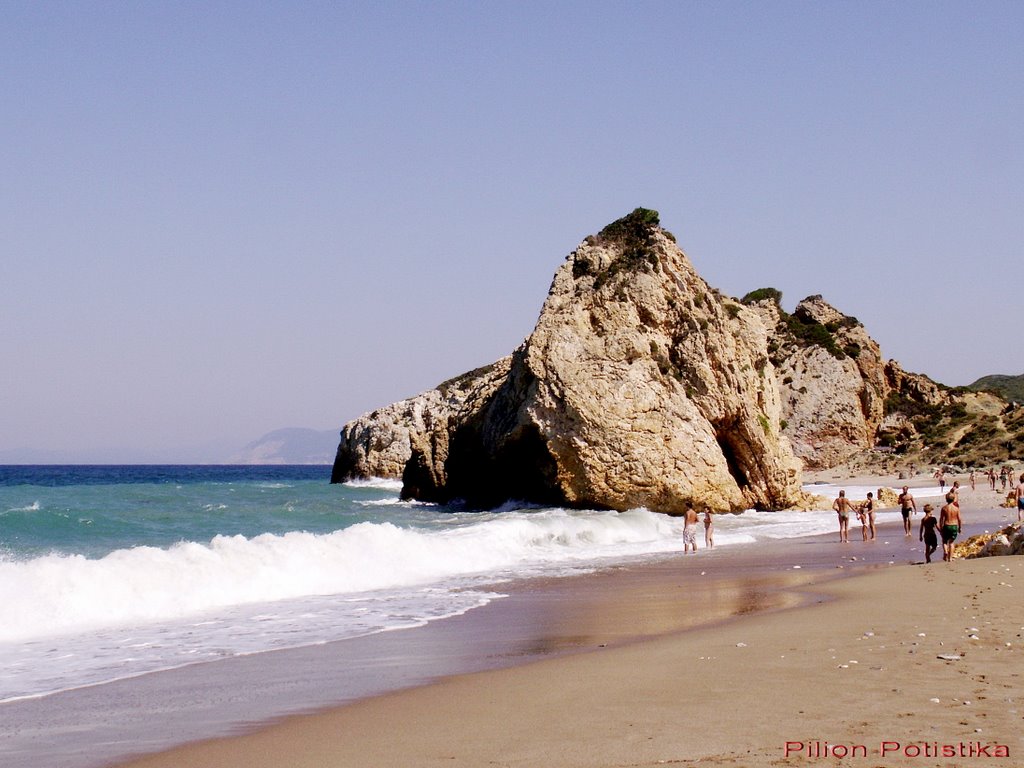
xmin=111 ymin=480 xmax=1024 ymax=768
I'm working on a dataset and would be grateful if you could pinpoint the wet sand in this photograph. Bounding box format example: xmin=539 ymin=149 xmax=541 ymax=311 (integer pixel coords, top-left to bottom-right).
xmin=108 ymin=489 xmax=1024 ymax=768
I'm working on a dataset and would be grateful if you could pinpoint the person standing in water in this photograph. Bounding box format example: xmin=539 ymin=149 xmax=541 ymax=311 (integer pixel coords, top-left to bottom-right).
xmin=833 ymin=490 xmax=856 ymax=543
xmin=703 ymin=509 xmax=714 ymax=548
xmin=682 ymin=504 xmax=699 ymax=554
xmin=898 ymin=486 xmax=917 ymax=536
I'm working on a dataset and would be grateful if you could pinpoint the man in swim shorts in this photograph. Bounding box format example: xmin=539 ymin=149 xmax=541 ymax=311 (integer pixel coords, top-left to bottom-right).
xmin=938 ymin=492 xmax=962 ymax=562
xmin=833 ymin=490 xmax=856 ymax=543
xmin=898 ymin=486 xmax=917 ymax=536
xmin=682 ymin=504 xmax=699 ymax=554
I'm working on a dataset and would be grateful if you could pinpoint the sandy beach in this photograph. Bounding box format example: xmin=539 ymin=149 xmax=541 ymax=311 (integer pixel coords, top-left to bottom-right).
xmin=108 ymin=477 xmax=1024 ymax=768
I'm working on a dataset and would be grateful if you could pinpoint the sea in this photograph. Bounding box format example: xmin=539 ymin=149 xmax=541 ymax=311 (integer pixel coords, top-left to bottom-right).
xmin=0 ymin=464 xmax=936 ymax=713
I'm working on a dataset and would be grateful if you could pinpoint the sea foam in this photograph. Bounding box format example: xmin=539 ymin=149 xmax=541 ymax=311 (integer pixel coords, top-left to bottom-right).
xmin=0 ymin=507 xmax=680 ymax=644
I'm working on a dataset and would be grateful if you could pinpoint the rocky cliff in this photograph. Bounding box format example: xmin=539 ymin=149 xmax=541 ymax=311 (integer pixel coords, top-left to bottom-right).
xmin=332 ymin=209 xmax=1019 ymax=510
xmin=333 ymin=209 xmax=804 ymax=513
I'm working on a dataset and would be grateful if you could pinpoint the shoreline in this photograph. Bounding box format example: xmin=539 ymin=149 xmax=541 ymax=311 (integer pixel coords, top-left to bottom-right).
xmin=6 ymin=529 xmax=855 ymax=768
xmin=6 ymin=484 xmax=1020 ymax=768
xmin=108 ymin=493 xmax=1020 ymax=768
xmin=114 ymin=559 xmax=1024 ymax=768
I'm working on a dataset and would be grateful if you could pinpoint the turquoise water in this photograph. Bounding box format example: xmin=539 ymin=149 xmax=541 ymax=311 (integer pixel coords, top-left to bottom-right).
xmin=0 ymin=465 xmax=913 ymax=705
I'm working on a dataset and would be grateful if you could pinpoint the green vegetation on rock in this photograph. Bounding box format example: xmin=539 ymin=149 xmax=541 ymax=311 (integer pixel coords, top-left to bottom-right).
xmin=740 ymin=287 xmax=782 ymax=306
xmin=576 ymin=208 xmax=665 ymax=291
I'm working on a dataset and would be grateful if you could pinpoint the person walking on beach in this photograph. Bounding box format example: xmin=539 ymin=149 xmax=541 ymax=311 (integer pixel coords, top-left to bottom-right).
xmin=939 ymin=492 xmax=962 ymax=563
xmin=682 ymin=504 xmax=699 ymax=554
xmin=898 ymin=486 xmax=917 ymax=536
xmin=833 ymin=490 xmax=855 ymax=543
xmin=1000 ymin=466 xmax=1008 ymax=491
xmin=1015 ymin=473 xmax=1024 ymax=522
xmin=936 ymin=469 xmax=946 ymax=493
xmin=703 ymin=509 xmax=714 ymax=548
xmin=969 ymin=470 xmax=976 ymax=491
xmin=919 ymin=504 xmax=939 ymax=563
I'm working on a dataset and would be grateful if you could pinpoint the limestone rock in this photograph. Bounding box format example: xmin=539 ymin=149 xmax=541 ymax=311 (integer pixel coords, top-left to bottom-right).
xmin=331 ymin=208 xmax=1008 ymax=510
xmin=962 ymin=522 xmax=1024 ymax=558
xmin=333 ymin=209 xmax=805 ymax=513
xmin=876 ymin=487 xmax=900 ymax=508
xmin=747 ymin=294 xmax=887 ymax=470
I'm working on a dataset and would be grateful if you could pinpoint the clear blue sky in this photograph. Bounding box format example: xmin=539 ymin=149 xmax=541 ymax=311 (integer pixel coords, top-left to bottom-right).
xmin=2 ymin=1 xmax=1021 ymax=462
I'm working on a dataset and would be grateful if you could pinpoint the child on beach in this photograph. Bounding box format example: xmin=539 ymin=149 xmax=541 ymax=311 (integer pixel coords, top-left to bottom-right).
xmin=703 ymin=510 xmax=714 ymax=548
xmin=919 ymin=504 xmax=939 ymax=563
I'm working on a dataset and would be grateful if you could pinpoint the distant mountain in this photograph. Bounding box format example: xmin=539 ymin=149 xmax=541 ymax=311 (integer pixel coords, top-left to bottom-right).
xmin=969 ymin=373 xmax=1024 ymax=404
xmin=230 ymin=428 xmax=338 ymax=465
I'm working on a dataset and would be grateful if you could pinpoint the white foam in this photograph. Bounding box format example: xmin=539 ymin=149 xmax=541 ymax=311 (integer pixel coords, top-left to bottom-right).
xmin=804 ymin=483 xmax=951 ymax=503
xmin=3 ymin=500 xmax=41 ymax=513
xmin=0 ymin=500 xmax=876 ymax=702
xmin=0 ymin=508 xmax=679 ymax=644
xmin=344 ymin=477 xmax=404 ymax=491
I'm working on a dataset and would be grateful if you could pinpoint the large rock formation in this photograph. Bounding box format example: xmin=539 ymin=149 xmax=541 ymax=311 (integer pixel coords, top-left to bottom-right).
xmin=333 ymin=209 xmax=804 ymax=513
xmin=332 ymin=208 xmax=1020 ymax=509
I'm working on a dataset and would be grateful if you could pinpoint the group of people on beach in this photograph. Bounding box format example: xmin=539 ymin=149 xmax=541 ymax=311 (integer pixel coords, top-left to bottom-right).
xmin=831 ymin=490 xmax=877 ymax=543
xmin=680 ymin=504 xmax=714 ymax=553
xmin=683 ymin=469 xmax=1024 ymax=559
xmin=834 ymin=484 xmax=963 ymax=563
xmin=990 ymin=465 xmax=1019 ymax=492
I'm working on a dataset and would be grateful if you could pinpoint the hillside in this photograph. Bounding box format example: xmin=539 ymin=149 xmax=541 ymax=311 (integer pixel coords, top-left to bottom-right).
xmin=969 ymin=373 xmax=1024 ymax=404
xmin=231 ymin=428 xmax=337 ymax=464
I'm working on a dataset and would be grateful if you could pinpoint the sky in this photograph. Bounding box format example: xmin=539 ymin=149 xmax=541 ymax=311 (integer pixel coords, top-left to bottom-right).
xmin=2 ymin=1 xmax=1021 ymax=463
